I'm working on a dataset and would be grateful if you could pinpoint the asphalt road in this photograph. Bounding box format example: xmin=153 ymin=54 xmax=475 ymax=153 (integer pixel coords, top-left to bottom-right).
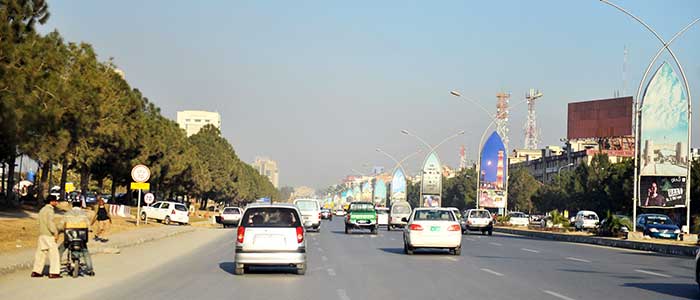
xmin=1 ymin=218 xmax=697 ymax=300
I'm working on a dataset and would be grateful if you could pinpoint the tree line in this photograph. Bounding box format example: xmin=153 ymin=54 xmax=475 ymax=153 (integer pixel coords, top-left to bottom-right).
xmin=0 ymin=1 xmax=278 ymax=207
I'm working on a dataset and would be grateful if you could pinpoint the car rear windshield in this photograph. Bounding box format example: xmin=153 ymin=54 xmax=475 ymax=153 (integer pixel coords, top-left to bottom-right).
xmin=391 ymin=205 xmax=411 ymax=214
xmin=295 ymin=200 xmax=318 ymax=211
xmin=583 ymin=214 xmax=598 ymax=220
xmin=174 ymin=204 xmax=187 ymax=211
xmin=350 ymin=203 xmax=374 ymax=211
xmin=414 ymin=210 xmax=455 ymax=221
xmin=470 ymin=210 xmax=490 ymax=218
xmin=242 ymin=208 xmax=301 ymax=227
xmin=223 ymin=208 xmax=240 ymax=214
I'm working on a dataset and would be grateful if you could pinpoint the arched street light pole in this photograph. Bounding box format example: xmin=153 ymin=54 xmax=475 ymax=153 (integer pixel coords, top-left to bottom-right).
xmin=375 ymin=148 xmax=423 ymax=178
xmin=451 ymin=91 xmax=537 ymax=210
xmin=600 ymin=0 xmax=696 ymax=233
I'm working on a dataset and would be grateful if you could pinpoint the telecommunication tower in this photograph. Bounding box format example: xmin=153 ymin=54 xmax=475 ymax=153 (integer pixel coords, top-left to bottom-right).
xmin=523 ymin=89 xmax=543 ymax=149
xmin=496 ymin=92 xmax=510 ymax=148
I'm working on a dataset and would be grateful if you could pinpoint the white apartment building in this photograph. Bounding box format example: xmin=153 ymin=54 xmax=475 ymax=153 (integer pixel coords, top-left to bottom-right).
xmin=252 ymin=157 xmax=279 ymax=188
xmin=176 ymin=110 xmax=221 ymax=137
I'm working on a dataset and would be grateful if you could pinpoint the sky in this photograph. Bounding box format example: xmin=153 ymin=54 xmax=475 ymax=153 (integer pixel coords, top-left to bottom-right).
xmin=40 ymin=0 xmax=700 ymax=189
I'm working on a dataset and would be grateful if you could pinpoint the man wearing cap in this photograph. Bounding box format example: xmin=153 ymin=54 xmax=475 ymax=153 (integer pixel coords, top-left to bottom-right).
xmin=31 ymin=195 xmax=62 ymax=278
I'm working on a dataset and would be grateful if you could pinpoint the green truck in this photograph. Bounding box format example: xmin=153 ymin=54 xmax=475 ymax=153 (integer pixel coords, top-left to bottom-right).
xmin=345 ymin=202 xmax=378 ymax=234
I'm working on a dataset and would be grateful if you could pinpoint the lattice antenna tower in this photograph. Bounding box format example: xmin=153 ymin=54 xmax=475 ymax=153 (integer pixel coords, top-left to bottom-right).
xmin=496 ymin=92 xmax=510 ymax=149
xmin=523 ymin=89 xmax=543 ymax=149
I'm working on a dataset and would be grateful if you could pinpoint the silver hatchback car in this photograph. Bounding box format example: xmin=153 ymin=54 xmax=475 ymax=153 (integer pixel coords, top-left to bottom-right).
xmin=234 ymin=204 xmax=307 ymax=275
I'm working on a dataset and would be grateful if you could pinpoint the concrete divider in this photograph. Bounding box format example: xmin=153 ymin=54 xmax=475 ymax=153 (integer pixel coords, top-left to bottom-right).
xmin=495 ymin=227 xmax=698 ymax=257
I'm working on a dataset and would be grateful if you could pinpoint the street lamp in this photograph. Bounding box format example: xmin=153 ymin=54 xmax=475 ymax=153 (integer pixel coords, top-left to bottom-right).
xmin=451 ymin=90 xmax=537 ymax=209
xmin=375 ymin=148 xmax=422 ymax=177
xmin=600 ymin=0 xmax=696 ymax=233
xmin=558 ymin=163 xmax=574 ymax=175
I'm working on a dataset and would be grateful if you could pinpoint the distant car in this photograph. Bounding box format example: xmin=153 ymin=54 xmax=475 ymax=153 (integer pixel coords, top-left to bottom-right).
xmin=529 ymin=214 xmax=544 ymax=226
xmin=334 ymin=209 xmax=346 ymax=216
xmin=376 ymin=207 xmax=389 ymax=228
xmin=320 ymin=209 xmax=333 ymax=220
xmin=446 ymin=207 xmax=465 ymax=231
xmin=388 ymin=201 xmax=412 ymax=230
xmin=293 ymin=199 xmax=321 ymax=232
xmin=636 ymin=214 xmax=680 ymax=240
xmin=574 ymin=210 xmax=599 ymax=231
xmin=508 ymin=212 xmax=529 ymax=226
xmin=220 ymin=207 xmax=242 ymax=228
xmin=345 ymin=202 xmax=378 ymax=234
xmin=234 ymin=203 xmax=306 ymax=275
xmin=463 ymin=209 xmax=493 ymax=235
xmin=403 ymin=208 xmax=462 ymax=255
xmin=141 ymin=201 xmax=189 ymax=225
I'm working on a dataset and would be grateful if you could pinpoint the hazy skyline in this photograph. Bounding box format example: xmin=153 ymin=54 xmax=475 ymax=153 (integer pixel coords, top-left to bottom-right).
xmin=41 ymin=1 xmax=700 ymax=189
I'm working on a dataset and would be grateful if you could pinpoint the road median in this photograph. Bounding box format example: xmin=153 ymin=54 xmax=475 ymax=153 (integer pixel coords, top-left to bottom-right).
xmin=494 ymin=226 xmax=698 ymax=257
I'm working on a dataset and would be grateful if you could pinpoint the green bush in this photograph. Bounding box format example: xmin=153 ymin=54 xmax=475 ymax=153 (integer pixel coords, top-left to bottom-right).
xmin=597 ymin=211 xmax=632 ymax=237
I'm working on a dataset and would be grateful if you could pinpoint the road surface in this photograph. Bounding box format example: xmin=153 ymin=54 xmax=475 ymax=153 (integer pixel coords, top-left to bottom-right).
xmin=1 ymin=219 xmax=697 ymax=300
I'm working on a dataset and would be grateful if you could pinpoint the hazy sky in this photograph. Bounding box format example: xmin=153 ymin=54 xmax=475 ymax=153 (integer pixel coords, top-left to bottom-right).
xmin=41 ymin=0 xmax=700 ymax=189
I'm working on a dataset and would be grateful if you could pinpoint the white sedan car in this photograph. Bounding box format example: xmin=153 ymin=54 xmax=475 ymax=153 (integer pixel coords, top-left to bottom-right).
xmin=403 ymin=208 xmax=462 ymax=255
xmin=508 ymin=212 xmax=529 ymax=226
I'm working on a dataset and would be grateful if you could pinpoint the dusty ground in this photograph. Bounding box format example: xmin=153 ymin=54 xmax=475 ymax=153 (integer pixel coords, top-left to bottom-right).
xmin=0 ymin=202 xmax=160 ymax=254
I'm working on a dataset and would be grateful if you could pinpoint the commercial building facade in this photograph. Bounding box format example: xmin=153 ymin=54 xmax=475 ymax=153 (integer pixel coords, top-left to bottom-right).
xmin=252 ymin=157 xmax=279 ymax=188
xmin=176 ymin=110 xmax=222 ymax=137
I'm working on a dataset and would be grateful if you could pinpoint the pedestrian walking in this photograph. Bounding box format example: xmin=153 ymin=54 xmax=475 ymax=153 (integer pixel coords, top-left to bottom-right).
xmin=31 ymin=195 xmax=62 ymax=278
xmin=91 ymin=197 xmax=112 ymax=242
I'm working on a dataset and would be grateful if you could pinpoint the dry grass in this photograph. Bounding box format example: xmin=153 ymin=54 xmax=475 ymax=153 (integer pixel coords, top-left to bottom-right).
xmin=0 ymin=202 xmax=160 ymax=255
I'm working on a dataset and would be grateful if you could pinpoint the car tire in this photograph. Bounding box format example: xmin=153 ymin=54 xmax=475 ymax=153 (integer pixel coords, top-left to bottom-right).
xmin=453 ymin=247 xmax=461 ymax=256
xmin=406 ymin=244 xmax=414 ymax=255
xmin=481 ymin=230 xmax=486 ymax=235
xmin=164 ymin=216 xmax=171 ymax=225
xmin=372 ymin=226 xmax=378 ymax=235
xmin=234 ymin=265 xmax=244 ymax=275
xmin=296 ymin=264 xmax=306 ymax=275
xmin=140 ymin=212 xmax=147 ymax=221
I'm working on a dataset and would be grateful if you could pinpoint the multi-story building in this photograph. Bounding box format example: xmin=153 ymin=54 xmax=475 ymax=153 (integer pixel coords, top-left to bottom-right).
xmin=252 ymin=157 xmax=279 ymax=188
xmin=176 ymin=110 xmax=221 ymax=137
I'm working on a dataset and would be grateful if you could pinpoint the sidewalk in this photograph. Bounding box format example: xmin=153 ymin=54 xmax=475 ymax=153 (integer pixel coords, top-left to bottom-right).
xmin=495 ymin=226 xmax=699 ymax=257
xmin=0 ymin=224 xmax=196 ymax=276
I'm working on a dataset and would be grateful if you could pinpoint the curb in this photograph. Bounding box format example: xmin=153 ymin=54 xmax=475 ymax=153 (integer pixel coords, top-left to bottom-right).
xmin=495 ymin=227 xmax=698 ymax=257
xmin=0 ymin=226 xmax=197 ymax=276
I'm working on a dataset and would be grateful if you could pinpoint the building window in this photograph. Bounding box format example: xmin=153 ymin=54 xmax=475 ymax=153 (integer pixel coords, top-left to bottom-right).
xmin=195 ymin=119 xmax=201 ymax=122
xmin=186 ymin=119 xmax=191 ymax=122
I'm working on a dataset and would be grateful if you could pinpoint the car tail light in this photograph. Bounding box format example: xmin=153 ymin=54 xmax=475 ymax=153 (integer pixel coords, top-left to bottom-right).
xmin=447 ymin=224 xmax=461 ymax=231
xmin=296 ymin=226 xmax=304 ymax=243
xmin=237 ymin=226 xmax=245 ymax=243
xmin=409 ymin=224 xmax=423 ymax=231
xmin=171 ymin=210 xmax=176 ymax=215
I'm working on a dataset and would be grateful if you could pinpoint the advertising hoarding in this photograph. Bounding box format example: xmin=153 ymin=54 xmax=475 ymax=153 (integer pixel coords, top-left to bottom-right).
xmin=638 ymin=62 xmax=690 ymax=208
xmin=361 ymin=182 xmax=372 ymax=202
xmin=420 ymin=152 xmax=442 ymax=207
xmin=390 ymin=168 xmax=407 ymax=204
xmin=479 ymin=132 xmax=507 ymax=208
xmin=373 ymin=179 xmax=387 ymax=206
xmin=567 ymin=97 xmax=633 ymax=140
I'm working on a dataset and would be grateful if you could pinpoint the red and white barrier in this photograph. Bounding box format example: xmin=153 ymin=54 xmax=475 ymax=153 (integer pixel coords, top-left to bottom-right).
xmin=108 ymin=205 xmax=132 ymax=218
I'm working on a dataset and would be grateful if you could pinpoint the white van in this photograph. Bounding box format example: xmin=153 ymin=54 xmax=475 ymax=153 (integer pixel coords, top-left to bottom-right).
xmin=293 ymin=199 xmax=321 ymax=232
xmin=389 ymin=201 xmax=412 ymax=230
xmin=574 ymin=210 xmax=599 ymax=231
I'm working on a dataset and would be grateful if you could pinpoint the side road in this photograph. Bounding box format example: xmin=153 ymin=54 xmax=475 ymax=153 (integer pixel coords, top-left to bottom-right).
xmin=494 ymin=226 xmax=699 ymax=257
xmin=0 ymin=223 xmax=200 ymax=276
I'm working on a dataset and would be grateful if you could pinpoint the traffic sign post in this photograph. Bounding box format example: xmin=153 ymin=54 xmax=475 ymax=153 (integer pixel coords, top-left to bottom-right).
xmin=132 ymin=165 xmax=151 ymax=226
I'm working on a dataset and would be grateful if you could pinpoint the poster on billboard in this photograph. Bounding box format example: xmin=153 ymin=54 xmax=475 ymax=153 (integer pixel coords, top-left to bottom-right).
xmin=422 ymin=195 xmax=441 ymax=208
xmin=479 ymin=131 xmax=507 ymax=208
xmin=361 ymin=182 xmax=372 ymax=201
xmin=390 ymin=168 xmax=407 ymax=204
xmin=420 ymin=151 xmax=442 ymax=196
xmin=639 ymin=62 xmax=689 ymax=208
xmin=373 ymin=179 xmax=387 ymax=206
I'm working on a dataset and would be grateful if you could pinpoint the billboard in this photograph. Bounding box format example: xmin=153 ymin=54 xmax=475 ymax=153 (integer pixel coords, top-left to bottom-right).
xmin=567 ymin=97 xmax=633 ymax=140
xmin=479 ymin=132 xmax=507 ymax=208
xmin=352 ymin=185 xmax=361 ymax=202
xmin=361 ymin=182 xmax=372 ymax=201
xmin=639 ymin=62 xmax=689 ymax=208
xmin=373 ymin=179 xmax=387 ymax=206
xmin=390 ymin=168 xmax=407 ymax=204
xmin=420 ymin=152 xmax=442 ymax=207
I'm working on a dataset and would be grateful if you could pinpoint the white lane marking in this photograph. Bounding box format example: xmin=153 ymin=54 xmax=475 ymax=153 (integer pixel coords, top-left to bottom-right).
xmin=445 ymin=257 xmax=459 ymax=262
xmin=566 ymin=257 xmax=591 ymax=263
xmin=390 ymin=237 xmax=396 ymax=241
xmin=327 ymin=268 xmax=336 ymax=276
xmin=542 ymin=290 xmax=576 ymax=300
xmin=464 ymin=238 xmax=476 ymax=241
xmin=634 ymin=269 xmax=671 ymax=278
xmin=521 ymin=248 xmax=540 ymax=253
xmin=317 ymin=247 xmax=324 ymax=252
xmin=480 ymin=268 xmax=504 ymax=276
xmin=489 ymin=242 xmax=502 ymax=246
xmin=321 ymin=256 xmax=328 ymax=261
xmin=337 ymin=289 xmax=350 ymax=300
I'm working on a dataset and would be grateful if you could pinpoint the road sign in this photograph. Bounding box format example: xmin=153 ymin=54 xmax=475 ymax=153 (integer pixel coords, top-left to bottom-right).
xmin=144 ymin=192 xmax=155 ymax=204
xmin=130 ymin=182 xmax=150 ymax=190
xmin=131 ymin=165 xmax=151 ymax=183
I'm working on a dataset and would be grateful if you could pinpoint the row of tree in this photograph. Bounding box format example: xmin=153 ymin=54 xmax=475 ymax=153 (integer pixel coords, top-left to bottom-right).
xmin=0 ymin=1 xmax=278 ymax=207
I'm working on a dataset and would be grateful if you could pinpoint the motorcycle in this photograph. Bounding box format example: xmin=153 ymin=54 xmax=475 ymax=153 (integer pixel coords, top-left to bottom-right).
xmin=63 ymin=227 xmax=89 ymax=278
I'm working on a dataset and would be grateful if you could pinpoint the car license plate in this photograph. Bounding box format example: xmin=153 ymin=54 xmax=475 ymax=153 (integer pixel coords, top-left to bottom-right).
xmin=431 ymin=226 xmax=440 ymax=232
